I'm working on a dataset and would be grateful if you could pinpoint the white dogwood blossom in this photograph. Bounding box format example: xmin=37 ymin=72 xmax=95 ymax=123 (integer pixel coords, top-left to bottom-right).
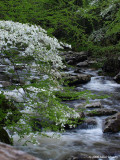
xmin=0 ymin=20 xmax=71 ymax=68
xmin=0 ymin=20 xmax=78 ymax=133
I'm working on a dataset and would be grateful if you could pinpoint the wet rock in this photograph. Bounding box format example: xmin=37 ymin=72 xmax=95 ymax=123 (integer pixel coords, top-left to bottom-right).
xmin=74 ymin=103 xmax=85 ymax=108
xmin=65 ymin=73 xmax=91 ymax=85
xmin=114 ymin=72 xmax=120 ymax=83
xmin=87 ymin=109 xmax=117 ymax=117
xmin=88 ymin=60 xmax=97 ymax=65
xmin=0 ymin=142 xmax=41 ymax=160
xmin=103 ymin=112 xmax=120 ymax=133
xmin=85 ymin=102 xmax=102 ymax=109
xmin=84 ymin=118 xmax=97 ymax=125
xmin=53 ymin=90 xmax=81 ymax=101
xmin=78 ymin=118 xmax=97 ymax=129
xmin=65 ymin=51 xmax=88 ymax=65
xmin=76 ymin=61 xmax=88 ymax=67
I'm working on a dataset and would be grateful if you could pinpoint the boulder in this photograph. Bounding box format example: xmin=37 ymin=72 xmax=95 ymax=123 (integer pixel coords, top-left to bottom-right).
xmin=88 ymin=60 xmax=97 ymax=65
xmin=78 ymin=118 xmax=97 ymax=129
xmin=65 ymin=51 xmax=88 ymax=65
xmin=113 ymin=72 xmax=120 ymax=83
xmin=53 ymin=90 xmax=82 ymax=101
xmin=85 ymin=102 xmax=102 ymax=109
xmin=0 ymin=142 xmax=41 ymax=160
xmin=84 ymin=118 xmax=97 ymax=126
xmin=76 ymin=61 xmax=88 ymax=67
xmin=103 ymin=112 xmax=120 ymax=133
xmin=65 ymin=73 xmax=91 ymax=85
xmin=86 ymin=109 xmax=117 ymax=117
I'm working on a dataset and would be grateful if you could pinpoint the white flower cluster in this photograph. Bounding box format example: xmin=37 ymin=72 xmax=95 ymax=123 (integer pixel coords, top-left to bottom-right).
xmin=0 ymin=20 xmax=71 ymax=68
xmin=89 ymin=0 xmax=99 ymax=6
xmin=88 ymin=28 xmax=106 ymax=42
xmin=100 ymin=4 xmax=115 ymax=17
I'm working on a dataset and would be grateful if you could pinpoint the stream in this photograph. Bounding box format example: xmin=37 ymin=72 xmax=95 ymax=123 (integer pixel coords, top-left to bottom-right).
xmin=12 ymin=68 xmax=120 ymax=160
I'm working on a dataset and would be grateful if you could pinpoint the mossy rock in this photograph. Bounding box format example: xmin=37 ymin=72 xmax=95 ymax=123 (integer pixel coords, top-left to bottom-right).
xmin=87 ymin=109 xmax=117 ymax=117
xmin=53 ymin=90 xmax=80 ymax=101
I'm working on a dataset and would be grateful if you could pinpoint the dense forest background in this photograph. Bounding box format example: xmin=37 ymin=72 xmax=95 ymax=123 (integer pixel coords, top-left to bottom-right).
xmin=1 ymin=0 xmax=120 ymax=55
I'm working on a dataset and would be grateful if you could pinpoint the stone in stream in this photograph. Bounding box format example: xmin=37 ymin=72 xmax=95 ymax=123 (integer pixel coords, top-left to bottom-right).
xmin=88 ymin=60 xmax=97 ymax=65
xmin=103 ymin=112 xmax=120 ymax=133
xmin=65 ymin=51 xmax=88 ymax=65
xmin=85 ymin=102 xmax=102 ymax=109
xmin=86 ymin=109 xmax=117 ymax=117
xmin=0 ymin=142 xmax=42 ymax=160
xmin=76 ymin=61 xmax=88 ymax=67
xmin=78 ymin=118 xmax=97 ymax=129
xmin=65 ymin=73 xmax=91 ymax=85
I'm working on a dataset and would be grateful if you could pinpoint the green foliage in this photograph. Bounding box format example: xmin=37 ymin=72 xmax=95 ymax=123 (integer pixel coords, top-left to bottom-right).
xmin=1 ymin=0 xmax=120 ymax=54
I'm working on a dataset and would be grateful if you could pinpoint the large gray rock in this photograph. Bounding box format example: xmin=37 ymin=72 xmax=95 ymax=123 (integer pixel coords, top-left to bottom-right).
xmin=85 ymin=102 xmax=102 ymax=109
xmin=76 ymin=61 xmax=88 ymax=67
xmin=103 ymin=112 xmax=120 ymax=133
xmin=78 ymin=118 xmax=97 ymax=129
xmin=65 ymin=51 xmax=88 ymax=65
xmin=87 ymin=109 xmax=117 ymax=117
xmin=65 ymin=73 xmax=91 ymax=85
xmin=0 ymin=142 xmax=41 ymax=160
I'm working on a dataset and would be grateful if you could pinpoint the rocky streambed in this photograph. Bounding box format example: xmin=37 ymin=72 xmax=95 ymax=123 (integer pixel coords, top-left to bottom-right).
xmin=0 ymin=51 xmax=120 ymax=160
xmin=13 ymin=67 xmax=120 ymax=160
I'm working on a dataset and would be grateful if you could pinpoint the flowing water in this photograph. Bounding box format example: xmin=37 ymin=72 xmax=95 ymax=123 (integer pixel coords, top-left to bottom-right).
xmin=12 ymin=68 xmax=120 ymax=160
